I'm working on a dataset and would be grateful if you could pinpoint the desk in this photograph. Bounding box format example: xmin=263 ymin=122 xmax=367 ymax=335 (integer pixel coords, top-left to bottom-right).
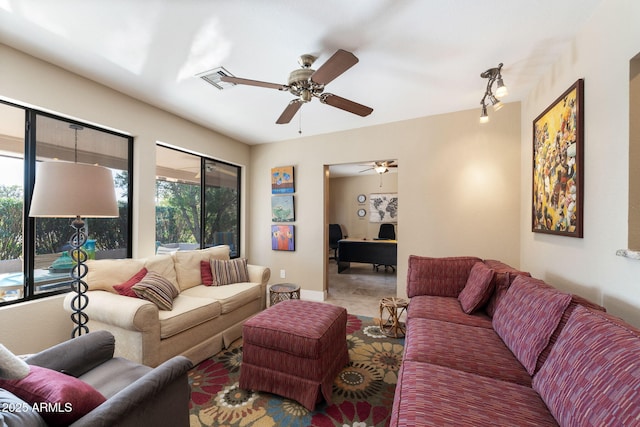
xmin=337 ymin=238 xmax=397 ymax=273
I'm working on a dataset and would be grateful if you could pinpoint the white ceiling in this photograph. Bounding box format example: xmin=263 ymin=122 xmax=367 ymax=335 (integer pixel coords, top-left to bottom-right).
xmin=0 ymin=0 xmax=601 ymax=148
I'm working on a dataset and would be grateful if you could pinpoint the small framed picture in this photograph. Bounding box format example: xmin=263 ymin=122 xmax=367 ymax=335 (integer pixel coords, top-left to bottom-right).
xmin=271 ymin=166 xmax=294 ymax=194
xmin=271 ymin=225 xmax=295 ymax=251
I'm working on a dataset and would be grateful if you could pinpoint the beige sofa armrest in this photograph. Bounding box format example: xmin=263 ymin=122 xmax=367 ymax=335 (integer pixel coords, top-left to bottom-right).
xmin=247 ymin=264 xmax=271 ymax=286
xmin=63 ymin=291 xmax=159 ymax=332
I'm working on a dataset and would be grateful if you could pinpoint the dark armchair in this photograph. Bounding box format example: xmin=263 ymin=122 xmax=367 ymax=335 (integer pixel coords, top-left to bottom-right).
xmin=329 ymin=224 xmax=343 ymax=261
xmin=21 ymin=330 xmax=193 ymax=427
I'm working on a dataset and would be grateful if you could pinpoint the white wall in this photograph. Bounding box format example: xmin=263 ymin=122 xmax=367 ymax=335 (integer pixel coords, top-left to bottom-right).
xmin=0 ymin=44 xmax=251 ymax=351
xmin=249 ymin=103 xmax=522 ymax=300
xmin=520 ymin=0 xmax=640 ymax=326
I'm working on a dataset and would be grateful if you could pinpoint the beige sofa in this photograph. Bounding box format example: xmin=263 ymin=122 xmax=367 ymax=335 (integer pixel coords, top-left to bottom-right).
xmin=63 ymin=245 xmax=270 ymax=367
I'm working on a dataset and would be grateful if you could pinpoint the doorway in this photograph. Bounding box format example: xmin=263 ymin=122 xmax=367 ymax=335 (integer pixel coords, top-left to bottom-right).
xmin=325 ymin=161 xmax=398 ymax=317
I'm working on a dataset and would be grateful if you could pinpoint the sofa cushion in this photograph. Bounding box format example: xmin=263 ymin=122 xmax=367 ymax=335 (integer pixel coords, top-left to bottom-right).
xmin=0 ymin=343 xmax=30 ymax=380
xmin=201 ymin=260 xmax=213 ymax=286
xmin=407 ymin=256 xmax=482 ymax=298
xmin=173 ymin=246 xmax=230 ymax=291
xmin=133 ymin=271 xmax=180 ymax=311
xmin=482 ymin=259 xmax=531 ymax=317
xmin=180 ymin=282 xmax=261 ymax=314
xmin=85 ymin=258 xmax=145 ymax=293
xmin=390 ymin=361 xmax=557 ymax=427
xmin=0 ymin=365 xmax=106 ymax=426
xmin=0 ymin=388 xmax=46 ymax=426
xmin=144 ymin=254 xmax=179 ymax=289
xmin=157 ymin=295 xmax=221 ymax=339
xmin=210 ymin=258 xmax=249 ymax=286
xmin=535 ymin=292 xmax=606 ymax=373
xmin=492 ymin=276 xmax=571 ymax=375
xmin=532 ymin=306 xmax=640 ymax=426
xmin=404 ymin=318 xmax=532 ymax=386
xmin=408 ymin=295 xmax=493 ymax=328
xmin=458 ymin=262 xmax=495 ymax=313
xmin=113 ymin=267 xmax=147 ymax=297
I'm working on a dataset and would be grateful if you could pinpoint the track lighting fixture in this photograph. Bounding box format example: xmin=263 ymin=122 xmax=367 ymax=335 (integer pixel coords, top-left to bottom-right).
xmin=479 ymin=63 xmax=508 ymax=123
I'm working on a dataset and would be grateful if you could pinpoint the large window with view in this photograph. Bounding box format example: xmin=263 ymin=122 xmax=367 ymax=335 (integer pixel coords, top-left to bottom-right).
xmin=0 ymin=101 xmax=132 ymax=305
xmin=155 ymin=145 xmax=240 ymax=257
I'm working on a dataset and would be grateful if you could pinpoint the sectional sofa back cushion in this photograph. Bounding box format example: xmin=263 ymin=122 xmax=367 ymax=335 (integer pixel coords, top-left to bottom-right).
xmin=482 ymin=259 xmax=531 ymax=318
xmin=492 ymin=275 xmax=572 ymax=375
xmin=174 ymin=245 xmax=230 ymax=291
xmin=532 ymin=306 xmax=640 ymax=426
xmin=457 ymin=262 xmax=495 ymax=313
xmin=535 ymin=292 xmax=606 ymax=373
xmin=407 ymin=256 xmax=482 ymax=298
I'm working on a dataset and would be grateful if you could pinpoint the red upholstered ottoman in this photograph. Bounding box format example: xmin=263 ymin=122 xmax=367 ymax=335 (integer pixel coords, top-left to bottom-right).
xmin=240 ymin=300 xmax=349 ymax=410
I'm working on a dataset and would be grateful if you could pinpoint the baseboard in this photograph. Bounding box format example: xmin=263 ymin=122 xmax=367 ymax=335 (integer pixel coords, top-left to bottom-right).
xmin=300 ymin=289 xmax=326 ymax=302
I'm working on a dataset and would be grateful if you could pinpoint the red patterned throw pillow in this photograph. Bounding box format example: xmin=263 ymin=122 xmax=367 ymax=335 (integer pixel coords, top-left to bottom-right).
xmin=492 ymin=275 xmax=571 ymax=375
xmin=210 ymin=258 xmax=249 ymax=286
xmin=458 ymin=262 xmax=495 ymax=314
xmin=0 ymin=365 xmax=106 ymax=426
xmin=132 ymin=271 xmax=179 ymax=310
xmin=113 ymin=267 xmax=147 ymax=297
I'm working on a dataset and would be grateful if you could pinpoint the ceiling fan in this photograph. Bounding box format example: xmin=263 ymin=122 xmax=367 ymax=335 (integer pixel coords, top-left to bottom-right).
xmin=359 ymin=160 xmax=398 ymax=174
xmin=220 ymin=49 xmax=373 ymax=124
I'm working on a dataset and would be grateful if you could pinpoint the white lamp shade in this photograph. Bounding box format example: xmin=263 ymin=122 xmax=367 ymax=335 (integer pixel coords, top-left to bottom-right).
xmin=29 ymin=161 xmax=119 ymax=218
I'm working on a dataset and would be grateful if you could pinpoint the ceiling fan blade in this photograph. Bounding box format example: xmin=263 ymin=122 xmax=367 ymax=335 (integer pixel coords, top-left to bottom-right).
xmin=220 ymin=76 xmax=288 ymax=91
xmin=359 ymin=167 xmax=374 ymax=173
xmin=320 ymin=94 xmax=373 ymax=117
xmin=276 ymin=99 xmax=303 ymax=124
xmin=310 ymin=49 xmax=359 ymax=85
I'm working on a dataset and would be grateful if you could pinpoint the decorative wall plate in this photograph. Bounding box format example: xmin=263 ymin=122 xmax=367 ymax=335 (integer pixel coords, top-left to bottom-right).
xmin=357 ymin=208 xmax=366 ymax=217
xmin=357 ymin=194 xmax=366 ymax=204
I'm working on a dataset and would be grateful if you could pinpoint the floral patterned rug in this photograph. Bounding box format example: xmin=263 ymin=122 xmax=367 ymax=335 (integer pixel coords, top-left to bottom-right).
xmin=188 ymin=314 xmax=404 ymax=427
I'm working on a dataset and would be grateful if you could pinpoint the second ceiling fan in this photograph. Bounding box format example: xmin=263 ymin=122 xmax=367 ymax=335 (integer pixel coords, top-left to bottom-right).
xmin=221 ymin=49 xmax=373 ymax=124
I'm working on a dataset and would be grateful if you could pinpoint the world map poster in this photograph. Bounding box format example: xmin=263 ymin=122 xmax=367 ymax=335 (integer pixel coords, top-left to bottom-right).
xmin=369 ymin=193 xmax=398 ymax=223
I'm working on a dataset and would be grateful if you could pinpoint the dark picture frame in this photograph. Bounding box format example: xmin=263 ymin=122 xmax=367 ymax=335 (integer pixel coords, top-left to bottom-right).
xmin=532 ymin=79 xmax=584 ymax=237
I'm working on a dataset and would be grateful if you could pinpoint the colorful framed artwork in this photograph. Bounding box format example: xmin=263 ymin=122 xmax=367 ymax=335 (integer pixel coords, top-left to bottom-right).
xmin=271 ymin=195 xmax=295 ymax=222
xmin=369 ymin=193 xmax=398 ymax=223
xmin=271 ymin=225 xmax=295 ymax=251
xmin=271 ymin=166 xmax=294 ymax=194
xmin=532 ymin=79 xmax=584 ymax=237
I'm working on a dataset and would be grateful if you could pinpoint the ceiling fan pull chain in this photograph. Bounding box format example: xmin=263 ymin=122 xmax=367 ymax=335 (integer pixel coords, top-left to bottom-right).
xmin=298 ymin=106 xmax=303 ymax=135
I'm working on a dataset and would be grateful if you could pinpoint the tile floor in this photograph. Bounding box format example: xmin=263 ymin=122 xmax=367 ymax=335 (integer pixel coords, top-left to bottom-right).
xmin=325 ymin=260 xmax=398 ymax=318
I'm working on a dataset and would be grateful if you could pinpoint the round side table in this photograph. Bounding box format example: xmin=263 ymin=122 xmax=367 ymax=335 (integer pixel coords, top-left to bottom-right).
xmin=378 ymin=297 xmax=409 ymax=338
xmin=269 ymin=283 xmax=301 ymax=306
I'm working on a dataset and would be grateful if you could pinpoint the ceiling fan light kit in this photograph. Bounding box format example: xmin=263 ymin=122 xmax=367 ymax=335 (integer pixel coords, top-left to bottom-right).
xmin=479 ymin=62 xmax=509 ymax=124
xmin=220 ymin=49 xmax=373 ymax=125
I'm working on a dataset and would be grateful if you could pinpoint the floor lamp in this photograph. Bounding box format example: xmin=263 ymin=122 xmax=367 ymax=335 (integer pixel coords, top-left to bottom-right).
xmin=29 ymin=161 xmax=118 ymax=338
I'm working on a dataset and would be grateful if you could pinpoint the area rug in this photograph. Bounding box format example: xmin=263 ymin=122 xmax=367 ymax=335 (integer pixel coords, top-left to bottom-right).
xmin=188 ymin=314 xmax=404 ymax=427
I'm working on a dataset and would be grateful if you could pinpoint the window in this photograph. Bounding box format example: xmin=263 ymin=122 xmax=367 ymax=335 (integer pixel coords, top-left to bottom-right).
xmin=0 ymin=101 xmax=133 ymax=305
xmin=155 ymin=145 xmax=240 ymax=256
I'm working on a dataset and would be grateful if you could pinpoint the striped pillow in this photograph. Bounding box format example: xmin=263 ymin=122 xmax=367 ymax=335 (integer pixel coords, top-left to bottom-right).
xmin=132 ymin=271 xmax=179 ymax=310
xmin=210 ymin=258 xmax=249 ymax=286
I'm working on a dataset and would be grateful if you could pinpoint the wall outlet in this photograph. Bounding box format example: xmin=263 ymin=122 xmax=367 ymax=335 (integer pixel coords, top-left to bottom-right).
xmin=280 ymin=269 xmax=286 ymax=279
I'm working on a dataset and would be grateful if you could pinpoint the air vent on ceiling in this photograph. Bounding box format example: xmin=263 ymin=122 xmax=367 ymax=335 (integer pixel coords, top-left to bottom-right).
xmin=196 ymin=67 xmax=236 ymax=90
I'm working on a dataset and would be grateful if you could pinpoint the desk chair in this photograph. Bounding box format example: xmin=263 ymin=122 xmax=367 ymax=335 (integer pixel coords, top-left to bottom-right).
xmin=328 ymin=224 xmax=343 ymax=262
xmin=374 ymin=223 xmax=396 ymax=272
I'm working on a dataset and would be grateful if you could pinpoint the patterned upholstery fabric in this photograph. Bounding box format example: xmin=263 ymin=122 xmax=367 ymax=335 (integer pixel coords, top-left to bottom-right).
xmin=535 ymin=292 xmax=606 ymax=373
xmin=533 ymin=306 xmax=640 ymax=426
xmin=407 ymin=295 xmax=493 ymax=328
xmin=482 ymin=259 xmax=531 ymax=317
xmin=406 ymin=256 xmax=482 ymax=298
xmin=132 ymin=271 xmax=180 ymax=310
xmin=492 ymin=276 xmax=572 ymax=375
xmin=390 ymin=361 xmax=558 ymax=427
xmin=458 ymin=262 xmax=495 ymax=313
xmin=240 ymin=300 xmax=349 ymax=411
xmin=210 ymin=258 xmax=249 ymax=286
xmin=404 ymin=318 xmax=532 ymax=386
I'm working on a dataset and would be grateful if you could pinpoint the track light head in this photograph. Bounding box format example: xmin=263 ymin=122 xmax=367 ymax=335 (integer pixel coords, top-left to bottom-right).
xmin=479 ymin=62 xmax=508 ymax=122
xmin=479 ymin=103 xmax=489 ymax=124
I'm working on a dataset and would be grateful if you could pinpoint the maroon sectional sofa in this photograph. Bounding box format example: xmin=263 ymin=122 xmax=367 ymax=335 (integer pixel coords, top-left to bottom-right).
xmin=390 ymin=255 xmax=640 ymax=426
